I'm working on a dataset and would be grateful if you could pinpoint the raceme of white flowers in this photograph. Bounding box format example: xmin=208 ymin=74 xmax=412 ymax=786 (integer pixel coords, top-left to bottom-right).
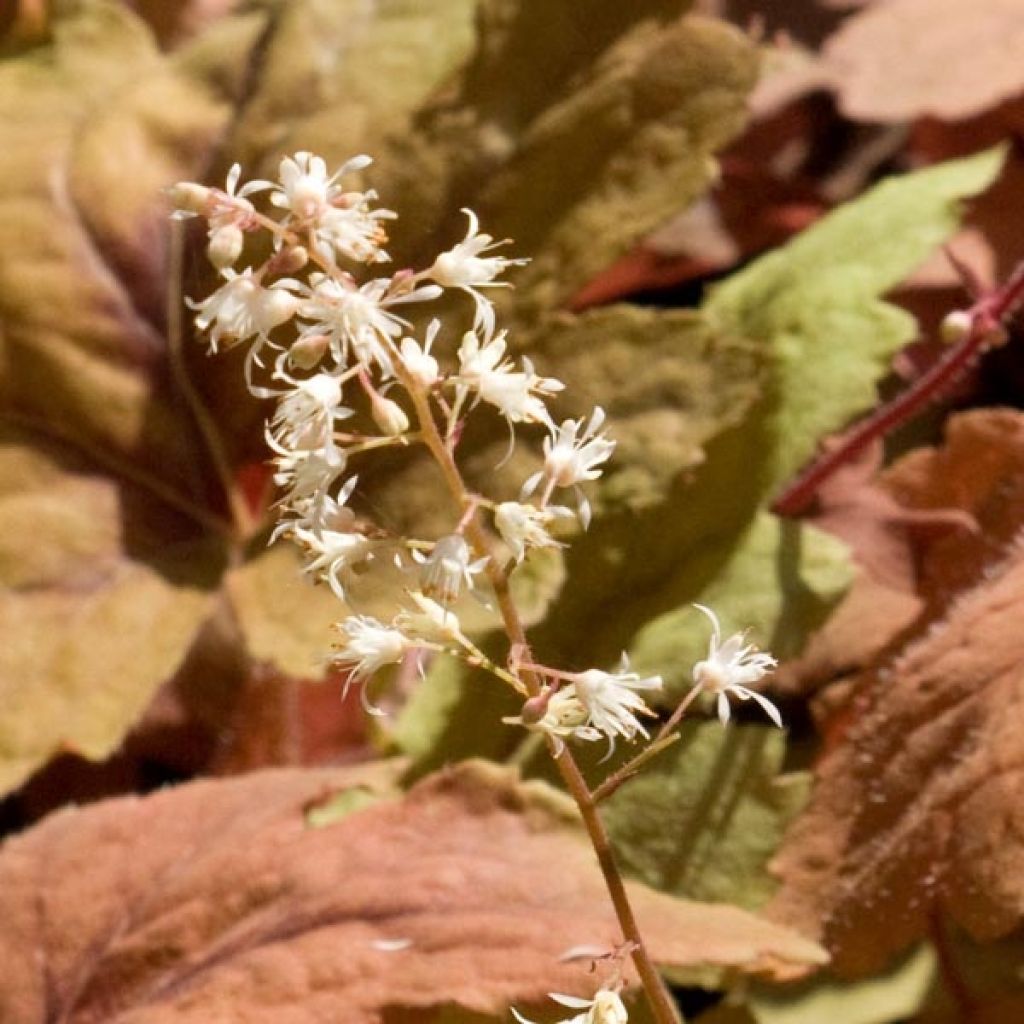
xmin=171 ymin=151 xmax=781 ymax=758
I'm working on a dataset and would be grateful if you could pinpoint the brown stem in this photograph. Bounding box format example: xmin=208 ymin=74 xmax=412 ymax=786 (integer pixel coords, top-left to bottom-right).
xmin=167 ymin=220 xmax=258 ymax=546
xmin=771 ymin=257 xmax=1024 ymax=518
xmin=401 ymin=375 xmax=681 ymax=1024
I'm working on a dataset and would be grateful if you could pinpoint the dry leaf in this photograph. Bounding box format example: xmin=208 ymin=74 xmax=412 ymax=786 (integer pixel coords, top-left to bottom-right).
xmin=823 ymin=0 xmax=1024 ymax=122
xmin=768 ymin=410 xmax=1024 ymax=974
xmin=0 ymin=761 xmax=826 ymax=1022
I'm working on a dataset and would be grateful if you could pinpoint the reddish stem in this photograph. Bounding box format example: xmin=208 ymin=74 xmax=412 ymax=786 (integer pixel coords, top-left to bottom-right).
xmin=772 ymin=259 xmax=1024 ymax=517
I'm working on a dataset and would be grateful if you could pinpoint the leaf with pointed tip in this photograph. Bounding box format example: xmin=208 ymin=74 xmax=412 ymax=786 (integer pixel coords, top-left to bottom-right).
xmin=0 ymin=759 xmax=827 ymax=1023
xmin=705 ymin=147 xmax=1006 ymax=493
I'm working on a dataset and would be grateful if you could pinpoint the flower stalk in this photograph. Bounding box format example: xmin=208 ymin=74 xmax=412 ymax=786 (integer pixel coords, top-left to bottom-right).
xmin=171 ymin=153 xmax=784 ymax=1024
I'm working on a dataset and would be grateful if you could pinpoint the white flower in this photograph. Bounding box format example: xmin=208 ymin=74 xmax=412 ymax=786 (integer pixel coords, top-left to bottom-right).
xmin=521 ymin=408 xmax=615 ymax=528
xmin=494 ymin=502 xmax=570 ymax=563
xmin=301 ymin=273 xmax=441 ymax=377
xmin=506 ymin=660 xmax=661 ymax=756
xmin=571 ymin=661 xmax=662 ymax=749
xmin=332 ymin=615 xmax=408 ymax=680
xmin=415 ymin=534 xmax=488 ymax=605
xmin=269 ymin=372 xmax=352 ymax=452
xmin=399 ymin=319 xmax=442 ymax=389
xmin=293 ymin=525 xmax=376 ymax=599
xmin=271 ymin=152 xmax=367 ymax=219
xmin=691 ymin=604 xmax=781 ymax=728
xmin=429 ymin=208 xmax=528 ymax=338
xmin=171 ymin=163 xmax=270 ymax=228
xmin=504 ymin=687 xmax=589 ymax=743
xmin=455 ymin=331 xmax=562 ymax=427
xmin=268 ymin=442 xmax=347 ymax=511
xmin=512 ymin=990 xmax=628 ymax=1024
xmin=395 ymin=590 xmax=467 ymax=647
xmin=317 ymin=201 xmax=396 ymax=265
xmin=188 ymin=269 xmax=299 ymax=352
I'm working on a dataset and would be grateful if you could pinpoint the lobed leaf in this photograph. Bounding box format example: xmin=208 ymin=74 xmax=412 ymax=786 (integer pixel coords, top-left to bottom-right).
xmin=768 ymin=411 xmax=1024 ymax=973
xmin=0 ymin=760 xmax=826 ymax=1022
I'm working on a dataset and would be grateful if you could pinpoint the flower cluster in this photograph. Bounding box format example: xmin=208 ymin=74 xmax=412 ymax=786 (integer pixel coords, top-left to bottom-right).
xmin=172 ymin=150 xmax=780 ymax=754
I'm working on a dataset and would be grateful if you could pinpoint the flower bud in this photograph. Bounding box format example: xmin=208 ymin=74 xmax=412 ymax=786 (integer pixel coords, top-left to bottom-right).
xmin=371 ymin=393 xmax=410 ymax=436
xmin=168 ymin=182 xmax=211 ymax=215
xmin=207 ymin=224 xmax=244 ymax=269
xmin=940 ymin=309 xmax=973 ymax=344
xmin=517 ymin=692 xmax=552 ymax=726
xmin=268 ymin=245 xmax=308 ymax=276
xmin=290 ymin=333 xmax=330 ymax=370
xmin=256 ymin=289 xmax=300 ymax=333
xmin=400 ymin=337 xmax=439 ymax=389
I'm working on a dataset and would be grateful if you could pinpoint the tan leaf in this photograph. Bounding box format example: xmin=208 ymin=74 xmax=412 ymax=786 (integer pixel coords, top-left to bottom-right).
xmin=823 ymin=0 xmax=1024 ymax=122
xmin=0 ymin=434 xmax=215 ymax=797
xmin=0 ymin=761 xmax=826 ymax=1023
xmin=768 ymin=411 xmax=1024 ymax=974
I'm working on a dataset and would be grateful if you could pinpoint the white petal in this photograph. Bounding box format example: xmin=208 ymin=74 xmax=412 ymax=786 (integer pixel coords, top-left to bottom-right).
xmin=549 ymin=995 xmax=594 ymax=1010
xmin=717 ymin=691 xmax=731 ymax=725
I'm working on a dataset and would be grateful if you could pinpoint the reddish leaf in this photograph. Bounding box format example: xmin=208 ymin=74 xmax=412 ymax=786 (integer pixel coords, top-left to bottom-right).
xmin=768 ymin=410 xmax=1024 ymax=974
xmin=0 ymin=762 xmax=825 ymax=1022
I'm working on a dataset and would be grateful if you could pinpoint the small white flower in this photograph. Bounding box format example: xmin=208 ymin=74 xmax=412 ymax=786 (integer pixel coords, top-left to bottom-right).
xmin=494 ymin=502 xmax=570 ymax=563
xmin=317 ymin=201 xmax=396 ymax=265
xmin=271 ymin=152 xmax=366 ymax=218
xmin=429 ymin=208 xmax=528 ymax=338
xmin=268 ymin=442 xmax=347 ymax=511
xmin=293 ymin=525 xmax=377 ymax=600
xmin=504 ymin=687 xmax=589 ymax=743
xmin=691 ymin=604 xmax=781 ymax=728
xmin=455 ymin=331 xmax=562 ymax=427
xmin=571 ymin=660 xmax=662 ymax=750
xmin=512 ymin=989 xmax=628 ymax=1024
xmin=521 ymin=407 xmax=615 ymax=528
xmin=269 ymin=372 xmax=352 ymax=451
xmin=399 ymin=319 xmax=442 ymax=389
xmin=301 ymin=273 xmax=441 ymax=377
xmin=395 ymin=590 xmax=467 ymax=647
xmin=188 ymin=270 xmax=299 ymax=352
xmin=416 ymin=534 xmax=488 ymax=605
xmin=505 ymin=660 xmax=660 ymax=756
xmin=332 ymin=615 xmax=408 ymax=680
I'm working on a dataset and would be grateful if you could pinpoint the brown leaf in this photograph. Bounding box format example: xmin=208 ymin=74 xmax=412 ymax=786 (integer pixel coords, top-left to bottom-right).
xmin=823 ymin=0 xmax=1024 ymax=122
xmin=768 ymin=411 xmax=1024 ymax=974
xmin=0 ymin=761 xmax=826 ymax=1022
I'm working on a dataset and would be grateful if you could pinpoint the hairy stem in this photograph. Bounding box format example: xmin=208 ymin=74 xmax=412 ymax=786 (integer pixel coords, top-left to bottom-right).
xmin=400 ymin=377 xmax=681 ymax=1024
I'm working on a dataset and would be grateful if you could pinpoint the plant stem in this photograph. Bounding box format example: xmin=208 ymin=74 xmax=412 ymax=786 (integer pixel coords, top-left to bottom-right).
xmin=167 ymin=220 xmax=259 ymax=546
xmin=400 ymin=376 xmax=682 ymax=1024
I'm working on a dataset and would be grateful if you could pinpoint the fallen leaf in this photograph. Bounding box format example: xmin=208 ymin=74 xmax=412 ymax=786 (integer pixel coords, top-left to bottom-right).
xmin=822 ymin=0 xmax=1024 ymax=122
xmin=769 ymin=462 xmax=1024 ymax=974
xmin=0 ymin=760 xmax=826 ymax=1022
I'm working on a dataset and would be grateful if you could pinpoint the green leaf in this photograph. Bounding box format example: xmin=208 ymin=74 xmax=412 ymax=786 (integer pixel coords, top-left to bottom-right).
xmin=230 ymin=0 xmax=480 ymax=174
xmin=628 ymin=512 xmax=853 ymax=693
xmin=376 ymin=4 xmax=758 ymax=315
xmin=705 ymin=146 xmax=1006 ymax=490
xmin=747 ymin=945 xmax=936 ymax=1024
xmin=603 ymin=722 xmax=810 ymax=909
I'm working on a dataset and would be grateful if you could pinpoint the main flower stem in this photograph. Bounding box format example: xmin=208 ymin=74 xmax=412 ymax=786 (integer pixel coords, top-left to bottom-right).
xmin=401 ymin=376 xmax=681 ymax=1024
